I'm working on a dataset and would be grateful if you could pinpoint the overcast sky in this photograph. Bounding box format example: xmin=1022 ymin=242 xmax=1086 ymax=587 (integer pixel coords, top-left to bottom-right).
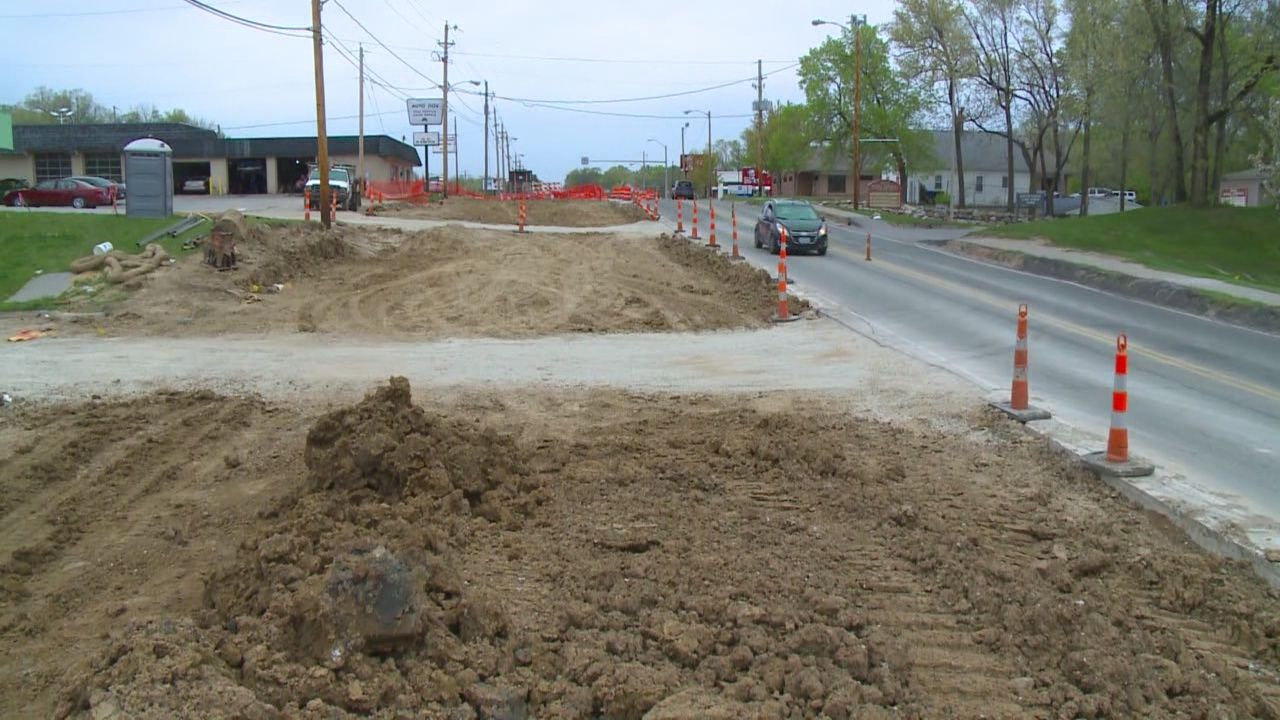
xmin=1 ymin=0 xmax=898 ymax=181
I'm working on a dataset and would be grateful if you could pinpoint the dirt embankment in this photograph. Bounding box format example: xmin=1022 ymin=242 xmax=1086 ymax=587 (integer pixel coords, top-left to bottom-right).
xmin=59 ymin=224 xmax=798 ymax=339
xmin=374 ymin=198 xmax=650 ymax=227
xmin=3 ymin=379 xmax=1276 ymax=719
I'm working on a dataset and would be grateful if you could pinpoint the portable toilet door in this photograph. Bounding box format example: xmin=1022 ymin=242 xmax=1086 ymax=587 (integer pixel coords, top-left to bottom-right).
xmin=123 ymin=138 xmax=174 ymax=218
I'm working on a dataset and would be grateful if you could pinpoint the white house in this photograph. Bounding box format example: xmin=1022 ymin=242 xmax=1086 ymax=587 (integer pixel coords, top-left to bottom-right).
xmin=904 ymin=130 xmax=1034 ymax=207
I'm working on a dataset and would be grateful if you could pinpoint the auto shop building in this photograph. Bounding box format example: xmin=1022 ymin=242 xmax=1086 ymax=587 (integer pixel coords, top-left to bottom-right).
xmin=0 ymin=122 xmax=421 ymax=194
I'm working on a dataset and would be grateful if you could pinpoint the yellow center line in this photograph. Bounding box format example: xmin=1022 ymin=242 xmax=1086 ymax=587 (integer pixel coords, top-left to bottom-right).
xmin=822 ymin=242 xmax=1280 ymax=403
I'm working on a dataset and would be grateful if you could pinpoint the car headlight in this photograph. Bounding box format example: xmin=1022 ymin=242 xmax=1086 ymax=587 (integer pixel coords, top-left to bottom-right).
xmin=819 ymin=223 xmax=828 ymax=235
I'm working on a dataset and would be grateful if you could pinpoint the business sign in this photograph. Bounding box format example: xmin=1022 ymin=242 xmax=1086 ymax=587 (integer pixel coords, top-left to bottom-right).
xmin=406 ymin=98 xmax=443 ymax=125
xmin=1016 ymin=191 xmax=1044 ymax=208
xmin=1219 ymin=187 xmax=1248 ymax=207
xmin=412 ymin=131 xmax=441 ymax=147
xmin=581 ymin=156 xmax=589 ymax=166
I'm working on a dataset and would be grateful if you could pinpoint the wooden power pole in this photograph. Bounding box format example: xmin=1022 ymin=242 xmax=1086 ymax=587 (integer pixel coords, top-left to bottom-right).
xmin=852 ymin=14 xmax=863 ymax=210
xmin=357 ymin=43 xmax=365 ymax=197
xmin=311 ymin=0 xmax=331 ymax=227
xmin=439 ymin=22 xmax=454 ymax=198
xmin=483 ymin=82 xmax=490 ymax=195
xmin=756 ymin=59 xmax=764 ymax=197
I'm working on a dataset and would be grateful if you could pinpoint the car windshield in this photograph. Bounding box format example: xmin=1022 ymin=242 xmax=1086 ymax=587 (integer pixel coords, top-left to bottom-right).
xmin=74 ymin=177 xmax=111 ymax=187
xmin=309 ymin=168 xmax=351 ymax=183
xmin=775 ymin=203 xmax=820 ymax=221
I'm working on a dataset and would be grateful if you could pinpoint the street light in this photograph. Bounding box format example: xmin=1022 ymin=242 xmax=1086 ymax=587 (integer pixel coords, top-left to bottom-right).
xmin=680 ymin=122 xmax=690 ymax=178
xmin=684 ymin=110 xmax=712 ymax=199
xmin=647 ymin=138 xmax=668 ymax=198
xmin=813 ymin=15 xmax=867 ymax=209
xmin=48 ymin=107 xmax=72 ymax=125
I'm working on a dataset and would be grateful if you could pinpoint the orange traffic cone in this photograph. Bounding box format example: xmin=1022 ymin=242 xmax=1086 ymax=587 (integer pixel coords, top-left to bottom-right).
xmin=1083 ymin=334 xmax=1153 ymax=477
xmin=991 ymin=304 xmax=1050 ymax=422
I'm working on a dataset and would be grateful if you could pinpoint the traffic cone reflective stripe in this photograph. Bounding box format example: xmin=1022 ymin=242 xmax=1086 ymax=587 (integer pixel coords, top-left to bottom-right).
xmin=1105 ymin=335 xmax=1130 ymax=463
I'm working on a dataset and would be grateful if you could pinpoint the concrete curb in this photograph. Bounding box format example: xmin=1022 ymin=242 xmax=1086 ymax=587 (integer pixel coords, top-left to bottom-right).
xmin=938 ymin=239 xmax=1280 ymax=333
xmin=1031 ymin=424 xmax=1280 ymax=590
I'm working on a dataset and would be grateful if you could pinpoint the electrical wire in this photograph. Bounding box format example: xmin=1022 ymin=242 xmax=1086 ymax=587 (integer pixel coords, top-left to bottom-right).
xmin=451 ymin=51 xmax=795 ymax=66
xmin=454 ymin=63 xmax=799 ymax=105
xmin=329 ymin=0 xmax=444 ymax=90
xmin=177 ymin=0 xmax=309 ymax=36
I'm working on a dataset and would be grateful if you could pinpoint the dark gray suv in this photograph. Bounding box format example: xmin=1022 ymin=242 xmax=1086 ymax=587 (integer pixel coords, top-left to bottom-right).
xmin=670 ymin=180 xmax=696 ymax=199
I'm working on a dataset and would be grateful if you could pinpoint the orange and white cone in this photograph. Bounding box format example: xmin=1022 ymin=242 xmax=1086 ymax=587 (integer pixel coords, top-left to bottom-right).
xmin=707 ymin=203 xmax=718 ymax=248
xmin=304 ymin=189 xmax=311 ymax=222
xmin=1084 ymin=334 xmax=1153 ymax=476
xmin=729 ymin=203 xmax=744 ymax=260
xmin=676 ymin=199 xmax=685 ymax=234
xmin=992 ymin=304 xmax=1050 ymax=421
xmin=518 ymin=200 xmax=527 ymax=232
xmin=691 ymin=199 xmax=701 ymax=240
xmin=772 ymin=227 xmax=799 ymax=323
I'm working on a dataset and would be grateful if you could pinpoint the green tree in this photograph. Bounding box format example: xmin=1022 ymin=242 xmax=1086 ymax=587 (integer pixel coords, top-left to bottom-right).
xmin=966 ymin=0 xmax=1021 ymax=210
xmin=801 ymin=23 xmax=933 ymax=202
xmin=739 ymin=103 xmax=816 ymax=174
xmin=564 ymin=167 xmax=604 ymax=186
xmin=892 ymin=0 xmax=975 ymax=206
xmin=1252 ymin=98 xmax=1280 ymax=207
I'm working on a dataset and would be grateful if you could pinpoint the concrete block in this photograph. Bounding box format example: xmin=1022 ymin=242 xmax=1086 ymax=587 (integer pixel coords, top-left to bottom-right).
xmin=990 ymin=401 xmax=1051 ymax=423
xmin=1081 ymin=451 xmax=1155 ymax=478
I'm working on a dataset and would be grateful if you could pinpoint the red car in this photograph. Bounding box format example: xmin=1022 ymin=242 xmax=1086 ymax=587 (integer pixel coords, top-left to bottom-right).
xmin=3 ymin=178 xmax=113 ymax=209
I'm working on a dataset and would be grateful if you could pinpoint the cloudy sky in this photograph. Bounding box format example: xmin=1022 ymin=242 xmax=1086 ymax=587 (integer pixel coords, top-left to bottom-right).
xmin=1 ymin=0 xmax=898 ymax=181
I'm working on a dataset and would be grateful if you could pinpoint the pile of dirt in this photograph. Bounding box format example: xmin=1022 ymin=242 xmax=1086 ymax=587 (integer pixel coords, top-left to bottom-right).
xmin=78 ymin=227 xmax=796 ymax=339
xmin=14 ymin=381 xmax=1274 ymax=719
xmin=374 ymin=198 xmax=650 ymax=227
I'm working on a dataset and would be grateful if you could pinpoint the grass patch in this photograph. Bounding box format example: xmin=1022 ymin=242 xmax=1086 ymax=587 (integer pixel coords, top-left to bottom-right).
xmin=985 ymin=206 xmax=1280 ymax=293
xmin=0 ymin=212 xmax=206 ymax=308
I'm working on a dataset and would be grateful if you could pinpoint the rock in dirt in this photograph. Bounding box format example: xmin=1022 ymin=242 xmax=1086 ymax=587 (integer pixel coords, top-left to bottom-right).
xmin=464 ymin=682 xmax=529 ymax=720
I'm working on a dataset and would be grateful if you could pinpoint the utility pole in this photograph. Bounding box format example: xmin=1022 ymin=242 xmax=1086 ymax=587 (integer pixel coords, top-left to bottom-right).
xmin=706 ymin=112 xmax=713 ymax=200
xmin=452 ymin=116 xmax=459 ymax=191
xmin=357 ymin=43 xmax=365 ymax=196
xmin=439 ymin=21 xmax=455 ymax=198
xmin=483 ymin=82 xmax=490 ymax=195
xmin=504 ymin=131 xmax=512 ymax=188
xmin=852 ymin=14 xmax=864 ymax=210
xmin=680 ymin=123 xmax=688 ymax=178
xmin=752 ymin=58 xmax=762 ymax=194
xmin=310 ymin=0 xmax=331 ymax=228
xmin=494 ymin=119 xmax=503 ymax=193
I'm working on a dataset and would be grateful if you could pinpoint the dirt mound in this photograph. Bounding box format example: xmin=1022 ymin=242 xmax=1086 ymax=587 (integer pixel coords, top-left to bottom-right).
xmin=79 ymin=227 xmax=792 ymax=339
xmin=375 ymin=197 xmax=650 ymax=227
xmin=656 ymin=234 xmax=810 ymax=318
xmin=20 ymin=384 xmax=1274 ymax=720
xmin=238 ymin=222 xmax=394 ymax=289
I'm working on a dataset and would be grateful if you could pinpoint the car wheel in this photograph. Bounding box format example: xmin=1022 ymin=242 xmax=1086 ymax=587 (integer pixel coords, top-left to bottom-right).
xmin=72 ymin=197 xmax=86 ymax=209
xmin=754 ymin=232 xmax=762 ymax=249
xmin=12 ymin=193 xmax=26 ymax=207
xmin=817 ymin=245 xmax=828 ymax=256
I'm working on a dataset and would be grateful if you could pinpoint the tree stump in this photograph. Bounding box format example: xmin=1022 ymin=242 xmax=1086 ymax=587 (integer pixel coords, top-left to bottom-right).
xmin=207 ymin=210 xmax=244 ymax=270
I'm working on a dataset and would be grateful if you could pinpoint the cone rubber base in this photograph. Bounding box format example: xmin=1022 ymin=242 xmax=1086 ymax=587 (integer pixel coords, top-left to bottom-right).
xmin=728 ymin=255 xmax=746 ymax=262
xmin=990 ymin=401 xmax=1051 ymax=423
xmin=1081 ymin=452 xmax=1154 ymax=478
xmin=771 ymin=313 xmax=800 ymax=323
xmin=773 ymin=277 xmax=797 ymax=285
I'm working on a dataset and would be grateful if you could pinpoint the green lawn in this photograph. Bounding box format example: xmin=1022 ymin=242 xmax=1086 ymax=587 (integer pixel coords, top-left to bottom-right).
xmin=985 ymin=206 xmax=1280 ymax=293
xmin=850 ymin=208 xmax=971 ymax=228
xmin=0 ymin=212 xmax=206 ymax=307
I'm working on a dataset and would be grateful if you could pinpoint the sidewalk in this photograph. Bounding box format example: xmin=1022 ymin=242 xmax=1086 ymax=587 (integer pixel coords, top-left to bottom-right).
xmin=960 ymin=235 xmax=1280 ymax=307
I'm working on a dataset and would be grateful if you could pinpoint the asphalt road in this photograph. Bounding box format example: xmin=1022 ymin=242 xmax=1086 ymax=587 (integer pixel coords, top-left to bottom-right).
xmin=660 ymin=196 xmax=1280 ymax=551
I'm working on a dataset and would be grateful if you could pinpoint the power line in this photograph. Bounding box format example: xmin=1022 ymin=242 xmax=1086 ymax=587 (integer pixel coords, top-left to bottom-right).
xmin=515 ymin=104 xmax=756 ymax=120
xmin=454 ymin=64 xmax=799 ymax=106
xmin=329 ymin=0 xmax=444 ymax=91
xmin=177 ymin=0 xmax=309 ymax=36
xmin=0 ymin=3 xmax=241 ymax=18
xmin=451 ymin=51 xmax=795 ymax=66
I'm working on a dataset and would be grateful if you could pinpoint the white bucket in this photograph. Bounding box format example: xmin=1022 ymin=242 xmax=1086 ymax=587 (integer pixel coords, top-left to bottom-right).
xmin=93 ymin=242 xmax=113 ymax=255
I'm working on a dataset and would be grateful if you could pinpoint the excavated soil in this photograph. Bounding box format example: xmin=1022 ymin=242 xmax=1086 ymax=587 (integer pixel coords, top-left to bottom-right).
xmin=60 ymin=225 xmax=795 ymax=339
xmin=373 ymin=198 xmax=650 ymax=227
xmin=2 ymin=379 xmax=1277 ymax=719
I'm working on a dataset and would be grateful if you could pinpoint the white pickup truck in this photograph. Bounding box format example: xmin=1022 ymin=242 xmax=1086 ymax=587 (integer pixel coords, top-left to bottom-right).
xmin=304 ymin=166 xmax=360 ymax=211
